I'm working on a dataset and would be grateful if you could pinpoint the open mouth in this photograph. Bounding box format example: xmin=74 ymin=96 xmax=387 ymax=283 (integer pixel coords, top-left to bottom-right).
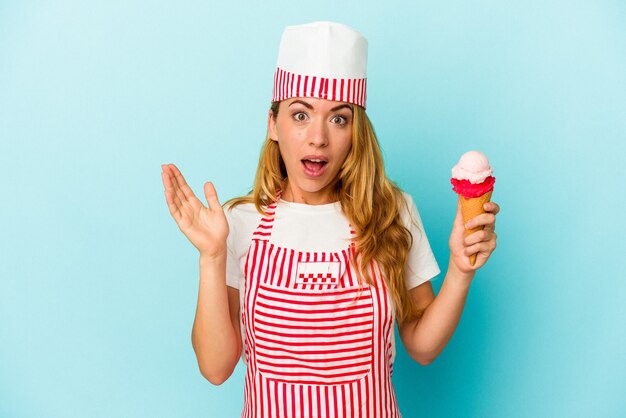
xmin=301 ymin=158 xmax=328 ymax=176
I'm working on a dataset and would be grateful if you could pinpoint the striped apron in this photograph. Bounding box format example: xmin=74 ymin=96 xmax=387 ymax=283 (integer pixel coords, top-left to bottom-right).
xmin=240 ymin=201 xmax=401 ymax=417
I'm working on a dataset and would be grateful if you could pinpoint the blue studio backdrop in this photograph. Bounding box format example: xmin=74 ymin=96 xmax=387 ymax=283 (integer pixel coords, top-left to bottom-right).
xmin=1 ymin=1 xmax=625 ymax=417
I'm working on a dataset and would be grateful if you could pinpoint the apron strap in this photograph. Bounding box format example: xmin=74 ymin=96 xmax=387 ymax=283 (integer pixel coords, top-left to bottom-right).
xmin=251 ymin=202 xmax=278 ymax=241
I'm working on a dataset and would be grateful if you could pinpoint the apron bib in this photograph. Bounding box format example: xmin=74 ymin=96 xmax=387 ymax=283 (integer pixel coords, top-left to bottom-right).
xmin=240 ymin=201 xmax=401 ymax=417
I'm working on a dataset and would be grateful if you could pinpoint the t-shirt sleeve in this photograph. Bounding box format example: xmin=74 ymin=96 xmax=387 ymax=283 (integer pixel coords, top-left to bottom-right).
xmin=225 ymin=207 xmax=242 ymax=289
xmin=401 ymin=193 xmax=441 ymax=289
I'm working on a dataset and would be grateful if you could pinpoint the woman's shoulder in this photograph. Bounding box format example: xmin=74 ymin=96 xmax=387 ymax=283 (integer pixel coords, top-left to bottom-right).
xmin=224 ymin=201 xmax=263 ymax=225
xmin=397 ymin=191 xmax=427 ymax=230
xmin=396 ymin=190 xmax=414 ymax=215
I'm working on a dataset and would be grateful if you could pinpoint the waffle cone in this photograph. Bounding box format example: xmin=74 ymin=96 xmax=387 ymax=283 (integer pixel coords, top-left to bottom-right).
xmin=460 ymin=190 xmax=493 ymax=265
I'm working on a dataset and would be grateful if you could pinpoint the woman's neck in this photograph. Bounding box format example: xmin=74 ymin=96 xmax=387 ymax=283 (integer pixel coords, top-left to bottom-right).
xmin=281 ymin=180 xmax=338 ymax=205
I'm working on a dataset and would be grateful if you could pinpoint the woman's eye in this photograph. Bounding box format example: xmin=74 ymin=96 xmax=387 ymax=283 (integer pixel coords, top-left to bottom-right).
xmin=293 ymin=112 xmax=307 ymax=122
xmin=331 ymin=115 xmax=347 ymax=125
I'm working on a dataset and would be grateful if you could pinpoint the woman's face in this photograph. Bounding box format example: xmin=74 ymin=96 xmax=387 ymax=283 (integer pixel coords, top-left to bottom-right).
xmin=268 ymin=97 xmax=353 ymax=205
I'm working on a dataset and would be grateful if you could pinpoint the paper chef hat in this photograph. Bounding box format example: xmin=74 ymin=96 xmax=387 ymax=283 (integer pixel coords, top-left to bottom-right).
xmin=272 ymin=21 xmax=368 ymax=108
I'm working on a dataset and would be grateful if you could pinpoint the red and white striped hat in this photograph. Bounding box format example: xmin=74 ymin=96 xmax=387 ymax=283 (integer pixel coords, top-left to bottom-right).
xmin=272 ymin=21 xmax=368 ymax=108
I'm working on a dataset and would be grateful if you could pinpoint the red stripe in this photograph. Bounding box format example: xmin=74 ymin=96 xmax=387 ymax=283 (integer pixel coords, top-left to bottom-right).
xmin=332 ymin=79 xmax=337 ymax=101
xmin=348 ymin=78 xmax=356 ymax=103
xmin=276 ymin=247 xmax=287 ymax=287
xmin=285 ymin=250 xmax=297 ymax=288
xmin=359 ymin=78 xmax=363 ymax=106
xmin=365 ymin=375 xmax=370 ymax=417
xmin=281 ymin=382 xmax=286 ymax=417
xmin=325 ymin=386 xmax=330 ymax=417
xmin=361 ymin=78 xmax=365 ymax=106
xmin=281 ymin=69 xmax=286 ymax=101
xmin=318 ymin=76 xmax=324 ymax=98
xmin=263 ymin=243 xmax=274 ymax=284
xmin=361 ymin=78 xmax=367 ymax=107
xmin=296 ymin=74 xmax=301 ymax=97
xmin=266 ymin=378 xmax=271 ymax=417
xmin=269 ymin=243 xmax=278 ymax=286
xmin=316 ymin=386 xmax=321 ymax=418
xmin=380 ymin=265 xmax=392 ymax=416
xmin=357 ymin=380 xmax=363 ymax=418
xmin=325 ymin=78 xmax=330 ymax=100
xmin=373 ymin=265 xmax=381 ymax=417
xmin=258 ymin=241 xmax=269 ymax=290
xmin=340 ymin=79 xmax=345 ymax=102
xmin=362 ymin=79 xmax=367 ymax=106
xmin=303 ymin=76 xmax=309 ymax=98
xmin=289 ymin=72 xmax=295 ymax=99
xmin=259 ymin=366 xmax=264 ymax=417
xmin=349 ymin=383 xmax=355 ymax=418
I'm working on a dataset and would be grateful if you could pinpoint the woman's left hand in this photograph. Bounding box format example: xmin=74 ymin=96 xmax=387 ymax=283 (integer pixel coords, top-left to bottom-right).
xmin=449 ymin=198 xmax=500 ymax=275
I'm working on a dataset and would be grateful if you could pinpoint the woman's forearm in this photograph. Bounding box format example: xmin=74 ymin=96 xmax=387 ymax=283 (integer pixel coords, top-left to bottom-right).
xmin=191 ymin=254 xmax=241 ymax=385
xmin=402 ymin=258 xmax=474 ymax=365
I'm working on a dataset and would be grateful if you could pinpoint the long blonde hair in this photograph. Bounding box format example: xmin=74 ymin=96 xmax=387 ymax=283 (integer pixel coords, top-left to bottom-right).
xmin=227 ymin=101 xmax=421 ymax=323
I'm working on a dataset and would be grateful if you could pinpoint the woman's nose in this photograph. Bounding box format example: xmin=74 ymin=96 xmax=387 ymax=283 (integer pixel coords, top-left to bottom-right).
xmin=308 ymin=119 xmax=328 ymax=147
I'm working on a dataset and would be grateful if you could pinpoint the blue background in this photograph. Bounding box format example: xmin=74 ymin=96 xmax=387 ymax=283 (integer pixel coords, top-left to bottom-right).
xmin=1 ymin=1 xmax=625 ymax=417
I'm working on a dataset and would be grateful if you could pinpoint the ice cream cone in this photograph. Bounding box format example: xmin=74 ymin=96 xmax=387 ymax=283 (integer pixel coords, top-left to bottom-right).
xmin=459 ymin=190 xmax=493 ymax=266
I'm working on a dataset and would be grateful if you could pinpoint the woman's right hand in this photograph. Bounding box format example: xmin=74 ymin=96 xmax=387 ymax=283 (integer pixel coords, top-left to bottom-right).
xmin=161 ymin=163 xmax=229 ymax=259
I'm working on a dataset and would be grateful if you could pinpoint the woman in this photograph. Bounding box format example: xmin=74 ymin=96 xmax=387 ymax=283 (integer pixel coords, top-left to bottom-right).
xmin=161 ymin=21 xmax=499 ymax=417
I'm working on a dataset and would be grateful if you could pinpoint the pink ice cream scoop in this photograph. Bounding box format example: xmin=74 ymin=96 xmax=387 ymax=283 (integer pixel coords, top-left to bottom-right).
xmin=450 ymin=151 xmax=496 ymax=198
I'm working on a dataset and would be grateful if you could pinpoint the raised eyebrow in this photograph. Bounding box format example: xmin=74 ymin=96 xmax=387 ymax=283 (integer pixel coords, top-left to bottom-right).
xmin=330 ymin=104 xmax=353 ymax=114
xmin=288 ymin=100 xmax=314 ymax=110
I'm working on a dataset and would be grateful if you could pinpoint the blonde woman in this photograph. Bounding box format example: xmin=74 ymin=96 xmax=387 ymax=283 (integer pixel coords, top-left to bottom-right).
xmin=161 ymin=21 xmax=499 ymax=417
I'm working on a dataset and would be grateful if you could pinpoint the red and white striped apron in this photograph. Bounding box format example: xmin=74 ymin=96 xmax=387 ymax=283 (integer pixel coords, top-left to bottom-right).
xmin=240 ymin=201 xmax=401 ymax=417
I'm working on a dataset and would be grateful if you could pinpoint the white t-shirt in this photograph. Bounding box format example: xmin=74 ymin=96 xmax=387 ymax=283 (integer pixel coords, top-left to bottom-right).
xmin=225 ymin=192 xmax=440 ymax=291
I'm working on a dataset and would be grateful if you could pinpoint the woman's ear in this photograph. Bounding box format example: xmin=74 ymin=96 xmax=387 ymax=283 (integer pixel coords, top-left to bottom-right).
xmin=268 ymin=110 xmax=278 ymax=142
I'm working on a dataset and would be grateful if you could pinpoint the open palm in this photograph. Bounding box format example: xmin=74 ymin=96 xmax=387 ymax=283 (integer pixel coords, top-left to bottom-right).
xmin=161 ymin=163 xmax=228 ymax=258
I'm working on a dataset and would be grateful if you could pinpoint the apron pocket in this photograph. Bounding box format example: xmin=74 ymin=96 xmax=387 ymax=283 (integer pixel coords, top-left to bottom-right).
xmin=252 ymin=284 xmax=374 ymax=385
